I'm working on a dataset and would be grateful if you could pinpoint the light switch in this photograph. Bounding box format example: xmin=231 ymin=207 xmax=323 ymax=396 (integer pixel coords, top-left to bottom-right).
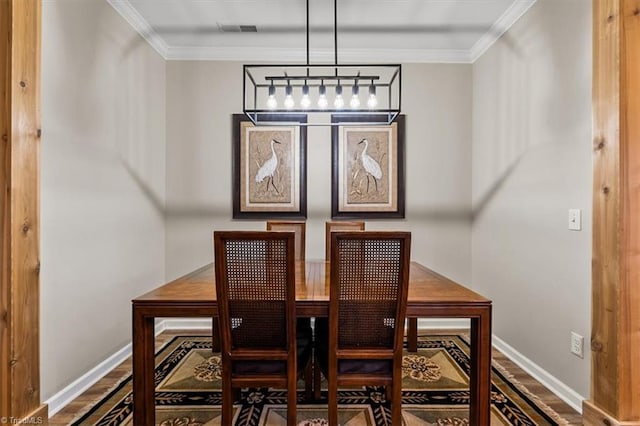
xmin=568 ymin=209 xmax=582 ymax=231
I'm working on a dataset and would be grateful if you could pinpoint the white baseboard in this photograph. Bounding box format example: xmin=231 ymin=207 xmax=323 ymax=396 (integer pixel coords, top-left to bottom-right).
xmin=45 ymin=343 xmax=132 ymax=416
xmin=159 ymin=318 xmax=213 ymax=330
xmin=492 ymin=335 xmax=585 ymax=413
xmin=46 ymin=321 xmax=167 ymax=416
xmin=416 ymin=318 xmax=470 ymax=329
xmin=415 ymin=320 xmax=584 ymax=413
xmin=46 ymin=318 xmax=584 ymax=417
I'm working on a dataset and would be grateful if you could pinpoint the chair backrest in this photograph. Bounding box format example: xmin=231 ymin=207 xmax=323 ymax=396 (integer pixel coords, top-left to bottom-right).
xmin=325 ymin=221 xmax=365 ymax=261
xmin=214 ymin=231 xmax=296 ymax=354
xmin=329 ymin=231 xmax=411 ymax=353
xmin=266 ymin=220 xmax=306 ymax=261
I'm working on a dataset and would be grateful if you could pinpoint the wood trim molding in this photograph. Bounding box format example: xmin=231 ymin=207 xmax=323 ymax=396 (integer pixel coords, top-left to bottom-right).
xmin=17 ymin=405 xmax=49 ymax=426
xmin=618 ymin=0 xmax=640 ymax=417
xmin=0 ymin=0 xmax=12 ymax=417
xmin=0 ymin=0 xmax=45 ymax=420
xmin=589 ymin=0 xmax=640 ymax=423
xmin=584 ymin=401 xmax=640 ymax=426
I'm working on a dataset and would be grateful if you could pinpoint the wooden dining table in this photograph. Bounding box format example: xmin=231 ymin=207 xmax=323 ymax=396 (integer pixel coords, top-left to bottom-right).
xmin=132 ymin=260 xmax=492 ymax=425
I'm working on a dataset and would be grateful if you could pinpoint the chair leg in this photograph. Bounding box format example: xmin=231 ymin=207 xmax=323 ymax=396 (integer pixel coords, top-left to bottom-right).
xmin=222 ymin=378 xmax=234 ymax=426
xmin=328 ymin=377 xmax=338 ymax=426
xmin=313 ymin=358 xmax=322 ymax=400
xmin=212 ymin=317 xmax=221 ymax=352
xmin=391 ymin=382 xmax=403 ymax=425
xmin=304 ymin=357 xmax=313 ymax=401
xmin=385 ymin=385 xmax=392 ymax=401
xmin=288 ymin=373 xmax=297 ymax=426
xmin=407 ymin=317 xmax=418 ymax=352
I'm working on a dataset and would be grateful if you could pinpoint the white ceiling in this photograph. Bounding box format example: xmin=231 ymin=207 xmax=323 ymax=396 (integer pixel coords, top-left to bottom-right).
xmin=107 ymin=0 xmax=537 ymax=62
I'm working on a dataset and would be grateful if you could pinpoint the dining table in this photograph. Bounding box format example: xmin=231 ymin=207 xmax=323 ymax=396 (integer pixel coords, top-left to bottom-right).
xmin=132 ymin=260 xmax=492 ymax=425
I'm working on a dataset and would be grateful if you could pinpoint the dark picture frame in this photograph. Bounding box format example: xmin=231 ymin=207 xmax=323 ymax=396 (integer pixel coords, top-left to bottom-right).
xmin=232 ymin=114 xmax=307 ymax=219
xmin=331 ymin=114 xmax=405 ymax=219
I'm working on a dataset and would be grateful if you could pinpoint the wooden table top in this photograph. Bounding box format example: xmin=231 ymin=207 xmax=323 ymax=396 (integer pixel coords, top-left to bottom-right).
xmin=133 ymin=260 xmax=490 ymax=307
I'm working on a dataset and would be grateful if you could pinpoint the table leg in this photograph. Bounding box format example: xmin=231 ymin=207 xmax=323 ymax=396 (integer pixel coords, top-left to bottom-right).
xmin=407 ymin=317 xmax=418 ymax=352
xmin=212 ymin=317 xmax=221 ymax=352
xmin=133 ymin=308 xmax=155 ymax=425
xmin=469 ymin=308 xmax=492 ymax=425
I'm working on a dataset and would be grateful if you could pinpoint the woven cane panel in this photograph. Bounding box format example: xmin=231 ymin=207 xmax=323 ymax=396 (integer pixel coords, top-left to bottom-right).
xmin=224 ymin=239 xmax=288 ymax=348
xmin=267 ymin=223 xmax=304 ymax=261
xmin=336 ymin=238 xmax=401 ymax=348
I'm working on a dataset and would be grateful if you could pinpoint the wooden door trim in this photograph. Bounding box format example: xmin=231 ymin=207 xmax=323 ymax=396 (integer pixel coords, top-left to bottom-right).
xmin=588 ymin=0 xmax=640 ymax=423
xmin=0 ymin=0 xmax=46 ymax=421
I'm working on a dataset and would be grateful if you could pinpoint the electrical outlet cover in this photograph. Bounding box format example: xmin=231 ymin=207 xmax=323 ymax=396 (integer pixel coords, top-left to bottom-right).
xmin=571 ymin=332 xmax=584 ymax=358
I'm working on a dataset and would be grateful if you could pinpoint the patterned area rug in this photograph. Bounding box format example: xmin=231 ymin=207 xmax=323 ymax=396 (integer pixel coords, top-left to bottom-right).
xmin=72 ymin=335 xmax=569 ymax=425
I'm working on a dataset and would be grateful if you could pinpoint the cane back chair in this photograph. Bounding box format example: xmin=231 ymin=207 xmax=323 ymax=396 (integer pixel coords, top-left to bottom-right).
xmin=324 ymin=221 xmax=365 ymax=262
xmin=324 ymin=222 xmax=418 ymax=354
xmin=213 ymin=231 xmax=313 ymax=426
xmin=266 ymin=220 xmax=313 ymax=375
xmin=315 ymin=231 xmax=411 ymax=425
xmin=266 ymin=220 xmax=306 ymax=261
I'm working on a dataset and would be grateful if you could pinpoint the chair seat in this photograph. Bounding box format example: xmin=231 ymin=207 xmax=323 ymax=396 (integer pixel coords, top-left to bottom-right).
xmin=314 ymin=318 xmax=393 ymax=376
xmin=232 ymin=324 xmax=313 ymax=375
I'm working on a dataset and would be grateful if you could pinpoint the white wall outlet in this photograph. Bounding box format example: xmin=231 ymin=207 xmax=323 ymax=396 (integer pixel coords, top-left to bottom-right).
xmin=568 ymin=209 xmax=582 ymax=231
xmin=571 ymin=332 xmax=584 ymax=358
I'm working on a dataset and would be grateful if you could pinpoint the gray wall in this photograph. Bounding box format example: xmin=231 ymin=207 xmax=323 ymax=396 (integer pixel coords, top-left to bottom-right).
xmin=41 ymin=0 xmax=166 ymax=400
xmin=471 ymin=0 xmax=592 ymax=397
xmin=39 ymin=0 xmax=593 ymax=407
xmin=165 ymin=62 xmax=473 ymax=286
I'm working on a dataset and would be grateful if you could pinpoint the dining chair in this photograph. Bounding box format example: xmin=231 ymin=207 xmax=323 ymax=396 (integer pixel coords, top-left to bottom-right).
xmin=315 ymin=221 xmax=366 ymax=396
xmin=266 ymin=220 xmax=313 ymax=371
xmin=266 ymin=220 xmax=306 ymax=260
xmin=213 ymin=221 xmax=309 ymax=353
xmin=315 ymin=231 xmax=411 ymax=425
xmin=324 ymin=220 xmax=365 ymax=261
xmin=323 ymin=221 xmax=419 ymax=353
xmin=213 ymin=231 xmax=313 ymax=426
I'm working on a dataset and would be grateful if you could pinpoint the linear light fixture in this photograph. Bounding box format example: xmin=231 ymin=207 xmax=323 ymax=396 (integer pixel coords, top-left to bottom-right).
xmin=243 ymin=0 xmax=401 ymax=126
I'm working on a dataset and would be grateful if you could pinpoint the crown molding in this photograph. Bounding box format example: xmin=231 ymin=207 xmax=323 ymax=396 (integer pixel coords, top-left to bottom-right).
xmin=107 ymin=0 xmax=536 ymax=64
xmin=469 ymin=0 xmax=538 ymax=62
xmin=106 ymin=0 xmax=169 ymax=58
xmin=164 ymin=46 xmax=472 ymax=63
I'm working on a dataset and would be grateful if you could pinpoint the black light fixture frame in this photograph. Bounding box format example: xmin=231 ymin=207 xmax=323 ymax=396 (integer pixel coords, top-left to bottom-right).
xmin=243 ymin=0 xmax=401 ymax=126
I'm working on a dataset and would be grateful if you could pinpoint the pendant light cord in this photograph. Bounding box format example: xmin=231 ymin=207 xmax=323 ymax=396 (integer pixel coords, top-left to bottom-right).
xmin=305 ymin=0 xmax=337 ymax=69
xmin=334 ymin=0 xmax=338 ymax=66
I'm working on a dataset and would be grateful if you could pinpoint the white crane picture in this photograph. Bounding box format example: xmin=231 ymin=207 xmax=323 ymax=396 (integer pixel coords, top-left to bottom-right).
xmin=255 ymin=139 xmax=281 ymax=193
xmin=358 ymin=138 xmax=383 ymax=192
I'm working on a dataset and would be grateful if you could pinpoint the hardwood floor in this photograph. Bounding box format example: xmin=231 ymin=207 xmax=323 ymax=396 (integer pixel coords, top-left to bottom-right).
xmin=490 ymin=342 xmax=584 ymax=425
xmin=49 ymin=329 xmax=583 ymax=425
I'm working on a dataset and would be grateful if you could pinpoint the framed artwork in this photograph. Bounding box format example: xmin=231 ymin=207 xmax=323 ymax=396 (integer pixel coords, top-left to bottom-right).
xmin=331 ymin=114 xmax=405 ymax=219
xmin=232 ymin=114 xmax=307 ymax=219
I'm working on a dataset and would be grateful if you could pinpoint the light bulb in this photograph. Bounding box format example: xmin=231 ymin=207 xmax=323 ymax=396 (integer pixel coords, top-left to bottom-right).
xmin=334 ymin=85 xmax=344 ymax=109
xmin=367 ymin=94 xmax=377 ymax=109
xmin=284 ymin=85 xmax=294 ymax=109
xmin=318 ymin=94 xmax=328 ymax=109
xmin=266 ymin=85 xmax=277 ymax=109
xmin=284 ymin=95 xmax=295 ymax=109
xmin=318 ymin=84 xmax=328 ymax=109
xmin=367 ymin=84 xmax=377 ymax=109
xmin=300 ymin=85 xmax=311 ymax=109
xmin=350 ymin=85 xmax=360 ymax=109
